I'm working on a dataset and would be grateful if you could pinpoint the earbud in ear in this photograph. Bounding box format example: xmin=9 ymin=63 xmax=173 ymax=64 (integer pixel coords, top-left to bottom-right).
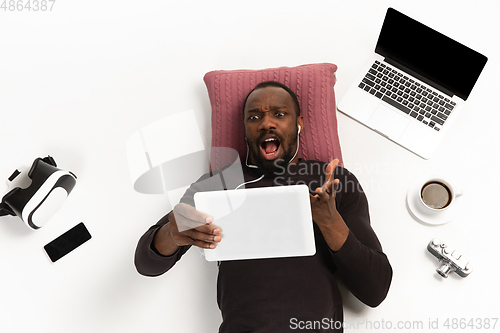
xmin=298 ymin=125 xmax=301 ymax=134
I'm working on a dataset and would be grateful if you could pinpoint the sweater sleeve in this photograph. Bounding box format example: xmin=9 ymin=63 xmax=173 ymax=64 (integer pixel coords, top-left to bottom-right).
xmin=134 ymin=170 xmax=224 ymax=277
xmin=134 ymin=213 xmax=191 ymax=277
xmin=331 ymin=168 xmax=393 ymax=307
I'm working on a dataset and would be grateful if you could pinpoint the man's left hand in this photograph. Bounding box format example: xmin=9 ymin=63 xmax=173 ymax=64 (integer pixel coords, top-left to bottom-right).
xmin=309 ymin=159 xmax=349 ymax=252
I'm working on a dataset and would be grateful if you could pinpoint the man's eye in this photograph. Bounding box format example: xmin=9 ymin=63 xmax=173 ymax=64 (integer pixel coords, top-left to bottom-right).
xmin=275 ymin=112 xmax=286 ymax=117
xmin=248 ymin=115 xmax=260 ymax=120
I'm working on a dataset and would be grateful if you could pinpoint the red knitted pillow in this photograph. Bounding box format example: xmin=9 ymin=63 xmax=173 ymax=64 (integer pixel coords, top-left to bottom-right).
xmin=203 ymin=63 xmax=343 ymax=171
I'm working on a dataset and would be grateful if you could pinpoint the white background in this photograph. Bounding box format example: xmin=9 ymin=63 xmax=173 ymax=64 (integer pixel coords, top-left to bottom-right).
xmin=1 ymin=0 xmax=499 ymax=332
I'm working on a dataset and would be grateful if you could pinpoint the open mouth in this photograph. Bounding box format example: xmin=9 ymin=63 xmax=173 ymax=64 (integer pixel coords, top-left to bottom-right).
xmin=259 ymin=137 xmax=281 ymax=160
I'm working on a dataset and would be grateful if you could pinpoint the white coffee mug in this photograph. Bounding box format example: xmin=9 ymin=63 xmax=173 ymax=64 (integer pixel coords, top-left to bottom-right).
xmin=418 ymin=177 xmax=463 ymax=212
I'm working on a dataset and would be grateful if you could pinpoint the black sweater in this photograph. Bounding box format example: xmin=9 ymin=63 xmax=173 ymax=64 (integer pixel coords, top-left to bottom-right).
xmin=135 ymin=160 xmax=393 ymax=332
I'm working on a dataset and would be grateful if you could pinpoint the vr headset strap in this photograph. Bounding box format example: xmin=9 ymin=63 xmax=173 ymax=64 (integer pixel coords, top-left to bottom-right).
xmin=41 ymin=156 xmax=57 ymax=167
xmin=0 ymin=156 xmax=57 ymax=217
xmin=0 ymin=202 xmax=14 ymax=216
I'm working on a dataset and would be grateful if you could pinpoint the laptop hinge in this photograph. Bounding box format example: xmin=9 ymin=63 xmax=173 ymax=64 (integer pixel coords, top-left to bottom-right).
xmin=383 ymin=58 xmax=456 ymax=98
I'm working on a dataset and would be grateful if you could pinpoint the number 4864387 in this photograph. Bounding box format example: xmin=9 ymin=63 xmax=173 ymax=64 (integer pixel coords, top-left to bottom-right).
xmin=1 ymin=0 xmax=56 ymax=11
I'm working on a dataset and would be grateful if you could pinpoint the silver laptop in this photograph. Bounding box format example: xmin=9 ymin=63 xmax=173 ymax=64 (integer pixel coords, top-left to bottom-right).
xmin=193 ymin=185 xmax=316 ymax=262
xmin=338 ymin=8 xmax=487 ymax=159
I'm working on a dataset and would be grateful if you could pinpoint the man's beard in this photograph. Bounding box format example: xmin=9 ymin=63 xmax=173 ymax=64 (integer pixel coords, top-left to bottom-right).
xmin=249 ymin=128 xmax=298 ymax=179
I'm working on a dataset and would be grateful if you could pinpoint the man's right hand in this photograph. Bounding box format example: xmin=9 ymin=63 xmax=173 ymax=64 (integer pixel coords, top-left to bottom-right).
xmin=153 ymin=203 xmax=221 ymax=256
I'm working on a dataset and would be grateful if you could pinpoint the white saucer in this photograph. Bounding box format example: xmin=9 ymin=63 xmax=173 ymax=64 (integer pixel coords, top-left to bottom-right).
xmin=406 ymin=176 xmax=464 ymax=225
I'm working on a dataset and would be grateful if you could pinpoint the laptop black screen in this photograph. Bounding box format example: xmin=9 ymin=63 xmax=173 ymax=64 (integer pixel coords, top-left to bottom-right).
xmin=375 ymin=8 xmax=487 ymax=100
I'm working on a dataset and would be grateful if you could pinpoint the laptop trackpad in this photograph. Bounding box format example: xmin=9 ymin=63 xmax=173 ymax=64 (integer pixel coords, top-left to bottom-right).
xmin=367 ymin=104 xmax=410 ymax=140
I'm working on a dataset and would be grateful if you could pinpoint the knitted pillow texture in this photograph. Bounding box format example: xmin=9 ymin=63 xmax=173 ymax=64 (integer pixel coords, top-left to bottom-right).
xmin=203 ymin=63 xmax=343 ymax=171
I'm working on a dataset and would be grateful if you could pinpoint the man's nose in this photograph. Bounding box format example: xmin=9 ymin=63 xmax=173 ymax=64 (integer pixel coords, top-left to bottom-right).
xmin=258 ymin=114 xmax=277 ymax=131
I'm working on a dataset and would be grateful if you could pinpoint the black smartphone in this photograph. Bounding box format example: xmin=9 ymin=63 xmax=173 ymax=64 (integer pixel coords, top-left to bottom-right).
xmin=44 ymin=222 xmax=91 ymax=262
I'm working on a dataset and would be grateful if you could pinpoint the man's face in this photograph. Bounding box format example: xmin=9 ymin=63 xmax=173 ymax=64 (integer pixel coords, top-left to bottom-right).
xmin=243 ymin=86 xmax=303 ymax=176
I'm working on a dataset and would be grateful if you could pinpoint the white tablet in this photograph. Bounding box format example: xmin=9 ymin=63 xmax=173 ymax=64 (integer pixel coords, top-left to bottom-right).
xmin=193 ymin=184 xmax=316 ymax=261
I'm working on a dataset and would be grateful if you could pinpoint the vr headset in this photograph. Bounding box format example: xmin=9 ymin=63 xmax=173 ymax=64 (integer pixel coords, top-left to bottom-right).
xmin=0 ymin=156 xmax=77 ymax=230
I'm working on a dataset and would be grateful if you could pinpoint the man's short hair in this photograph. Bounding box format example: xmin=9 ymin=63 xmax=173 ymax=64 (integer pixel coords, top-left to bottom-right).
xmin=242 ymin=81 xmax=301 ymax=117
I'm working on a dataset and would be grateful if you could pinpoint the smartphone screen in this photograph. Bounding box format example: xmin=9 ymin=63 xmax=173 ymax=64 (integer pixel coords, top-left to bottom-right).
xmin=44 ymin=222 xmax=91 ymax=262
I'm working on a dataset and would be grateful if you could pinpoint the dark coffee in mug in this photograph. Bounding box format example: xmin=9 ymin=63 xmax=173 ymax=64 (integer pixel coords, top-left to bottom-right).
xmin=421 ymin=181 xmax=452 ymax=209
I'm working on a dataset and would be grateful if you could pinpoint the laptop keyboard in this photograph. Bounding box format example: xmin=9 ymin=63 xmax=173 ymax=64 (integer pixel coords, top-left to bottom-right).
xmin=358 ymin=60 xmax=456 ymax=131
